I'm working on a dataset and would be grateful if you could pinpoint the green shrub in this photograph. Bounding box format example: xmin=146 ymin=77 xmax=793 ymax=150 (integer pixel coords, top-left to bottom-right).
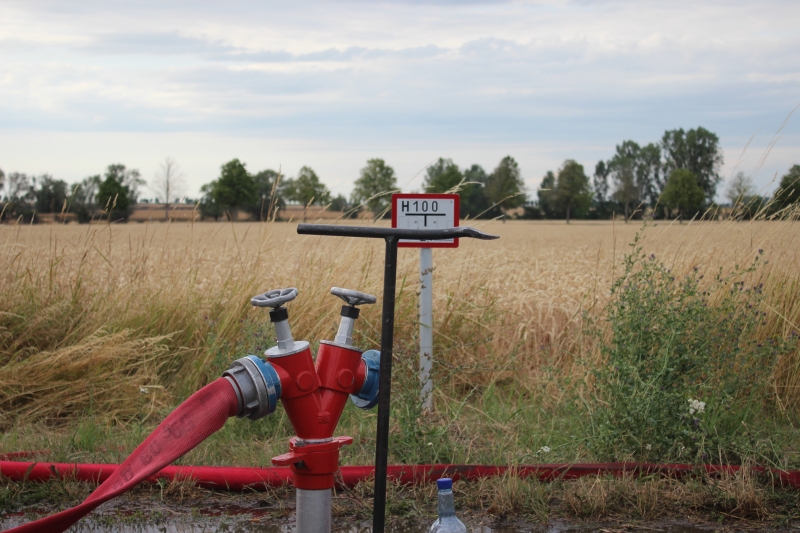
xmin=590 ymin=230 xmax=798 ymax=463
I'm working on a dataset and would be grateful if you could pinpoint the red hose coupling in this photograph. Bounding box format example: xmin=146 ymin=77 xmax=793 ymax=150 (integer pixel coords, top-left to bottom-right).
xmin=272 ymin=436 xmax=353 ymax=490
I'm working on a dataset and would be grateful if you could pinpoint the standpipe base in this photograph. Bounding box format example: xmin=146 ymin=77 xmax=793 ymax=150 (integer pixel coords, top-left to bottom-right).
xmin=272 ymin=436 xmax=353 ymax=490
xmin=297 ymin=488 xmax=332 ymax=533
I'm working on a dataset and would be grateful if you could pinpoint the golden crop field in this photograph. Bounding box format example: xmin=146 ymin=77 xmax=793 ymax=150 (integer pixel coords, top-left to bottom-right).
xmin=1 ymin=217 xmax=799 ymax=430
xmin=1 ymin=214 xmax=800 ymax=527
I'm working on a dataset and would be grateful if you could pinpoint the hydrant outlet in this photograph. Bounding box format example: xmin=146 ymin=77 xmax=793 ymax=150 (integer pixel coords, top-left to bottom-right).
xmin=223 ymin=355 xmax=281 ymax=420
xmin=350 ymin=349 xmax=380 ymax=410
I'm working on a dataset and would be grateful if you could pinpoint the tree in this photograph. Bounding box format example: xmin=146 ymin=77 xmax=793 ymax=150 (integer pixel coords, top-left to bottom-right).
xmin=213 ymin=159 xmax=257 ymax=220
xmin=661 ymin=127 xmax=723 ymax=203
xmin=5 ymin=172 xmax=30 ymax=201
xmin=555 ymin=159 xmax=592 ymax=223
xmin=95 ymin=164 xmax=143 ymax=220
xmin=461 ymin=164 xmax=495 ymax=219
xmin=329 ymin=194 xmax=349 ymax=213
xmin=423 ymin=158 xmax=462 ymax=193
xmin=537 ymin=171 xmax=559 ymax=219
xmin=71 ymin=175 xmax=102 ymax=222
xmin=774 ymin=164 xmax=800 ymax=212
xmin=199 ymin=182 xmax=224 ymax=221
xmin=606 ymin=141 xmax=660 ymax=219
xmin=422 ymin=159 xmax=492 ymax=218
xmin=661 ymin=169 xmax=705 ymax=222
xmin=593 ymin=161 xmax=609 ymax=205
xmin=726 ymin=172 xmax=755 ymax=205
xmin=637 ymin=143 xmax=661 ymax=206
xmin=351 ymin=158 xmax=398 ymax=217
xmin=610 ymin=156 xmax=638 ymax=220
xmin=486 ymin=156 xmax=525 ymax=220
xmin=282 ymin=166 xmax=330 ymax=222
xmin=0 ymin=167 xmax=4 ymax=198
xmin=247 ymin=169 xmax=282 ymax=221
xmin=283 ymin=167 xmax=330 ymax=205
xmin=104 ymin=164 xmax=144 ymax=204
xmin=33 ymin=175 xmax=69 ymax=214
xmin=151 ymin=157 xmax=186 ymax=220
xmin=1 ymin=172 xmax=33 ymax=221
xmin=285 ymin=166 xmax=329 ymax=207
xmin=97 ymin=173 xmax=131 ymax=218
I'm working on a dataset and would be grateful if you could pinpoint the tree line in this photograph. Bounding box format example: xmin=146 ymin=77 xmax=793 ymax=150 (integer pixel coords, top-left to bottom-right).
xmin=0 ymin=164 xmax=147 ymax=223
xmin=535 ymin=127 xmax=799 ymax=222
xmin=2 ymin=126 xmax=797 ymax=223
xmin=194 ymin=156 xmax=527 ymax=221
xmin=0 ymin=155 xmax=525 ymax=223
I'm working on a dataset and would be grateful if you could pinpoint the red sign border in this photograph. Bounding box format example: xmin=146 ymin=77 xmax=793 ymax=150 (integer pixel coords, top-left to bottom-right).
xmin=391 ymin=193 xmax=460 ymax=248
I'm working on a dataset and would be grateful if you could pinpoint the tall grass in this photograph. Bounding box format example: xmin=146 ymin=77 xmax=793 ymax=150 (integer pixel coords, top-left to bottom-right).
xmin=1 ymin=208 xmax=799 ymax=467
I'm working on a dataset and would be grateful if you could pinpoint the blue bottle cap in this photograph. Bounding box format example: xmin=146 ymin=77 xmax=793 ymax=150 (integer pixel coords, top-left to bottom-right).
xmin=437 ymin=478 xmax=452 ymax=490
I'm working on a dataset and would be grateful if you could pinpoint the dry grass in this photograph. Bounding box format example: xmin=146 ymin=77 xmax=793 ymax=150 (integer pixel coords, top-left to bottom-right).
xmin=3 ymin=468 xmax=796 ymax=525
xmin=324 ymin=469 xmax=795 ymax=523
xmin=4 ymin=214 xmax=800 ymax=525
xmin=557 ymin=468 xmax=774 ymax=521
xmin=1 ymin=330 xmax=171 ymax=423
xmin=1 ymin=216 xmax=799 ymax=427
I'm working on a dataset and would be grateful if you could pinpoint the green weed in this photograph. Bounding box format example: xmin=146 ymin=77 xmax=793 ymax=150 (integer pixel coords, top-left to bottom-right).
xmin=590 ymin=228 xmax=799 ymax=463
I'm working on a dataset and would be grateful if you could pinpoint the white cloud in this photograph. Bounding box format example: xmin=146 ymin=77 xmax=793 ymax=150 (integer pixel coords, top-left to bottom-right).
xmin=0 ymin=0 xmax=798 ymax=198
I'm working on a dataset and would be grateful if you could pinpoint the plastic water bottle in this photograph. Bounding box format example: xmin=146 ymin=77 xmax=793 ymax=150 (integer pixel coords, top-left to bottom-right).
xmin=429 ymin=478 xmax=467 ymax=533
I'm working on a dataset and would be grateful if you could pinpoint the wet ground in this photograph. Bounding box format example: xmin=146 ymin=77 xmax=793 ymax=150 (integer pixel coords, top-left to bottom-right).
xmin=1 ymin=502 xmax=792 ymax=533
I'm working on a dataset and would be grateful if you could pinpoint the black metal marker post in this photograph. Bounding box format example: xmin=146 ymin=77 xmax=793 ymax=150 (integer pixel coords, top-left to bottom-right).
xmin=373 ymin=235 xmax=397 ymax=533
xmin=296 ymin=224 xmax=498 ymax=533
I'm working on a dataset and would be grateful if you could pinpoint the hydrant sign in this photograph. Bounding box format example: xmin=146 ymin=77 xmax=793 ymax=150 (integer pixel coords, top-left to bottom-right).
xmin=391 ymin=193 xmax=460 ymax=248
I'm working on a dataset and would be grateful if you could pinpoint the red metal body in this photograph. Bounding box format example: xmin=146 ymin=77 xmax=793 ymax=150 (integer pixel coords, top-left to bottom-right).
xmin=266 ymin=341 xmax=367 ymax=489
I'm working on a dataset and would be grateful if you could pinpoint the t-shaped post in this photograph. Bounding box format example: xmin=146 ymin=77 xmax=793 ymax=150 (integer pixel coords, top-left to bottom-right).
xmin=296 ymin=224 xmax=498 ymax=533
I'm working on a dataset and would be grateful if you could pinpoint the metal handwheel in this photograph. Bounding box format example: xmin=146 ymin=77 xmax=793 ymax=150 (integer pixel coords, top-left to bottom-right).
xmin=331 ymin=287 xmax=377 ymax=307
xmin=251 ymin=287 xmax=298 ymax=308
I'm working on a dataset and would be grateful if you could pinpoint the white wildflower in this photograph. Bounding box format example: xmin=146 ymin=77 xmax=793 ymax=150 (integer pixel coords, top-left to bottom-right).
xmin=139 ymin=387 xmax=149 ymax=394
xmin=688 ymin=398 xmax=705 ymax=415
xmin=427 ymin=442 xmax=434 ymax=447
xmin=538 ymin=446 xmax=551 ymax=454
xmin=645 ymin=444 xmax=652 ymax=451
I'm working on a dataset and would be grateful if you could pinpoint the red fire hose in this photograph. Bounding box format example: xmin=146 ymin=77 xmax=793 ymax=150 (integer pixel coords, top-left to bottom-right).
xmin=3 ymin=376 xmax=800 ymax=530
xmin=1 ymin=377 xmax=239 ymax=533
xmin=4 ymin=461 xmax=800 ymax=494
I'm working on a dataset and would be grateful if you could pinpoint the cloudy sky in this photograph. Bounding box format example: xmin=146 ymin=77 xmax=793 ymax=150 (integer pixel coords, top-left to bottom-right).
xmin=1 ymin=0 xmax=798 ymax=200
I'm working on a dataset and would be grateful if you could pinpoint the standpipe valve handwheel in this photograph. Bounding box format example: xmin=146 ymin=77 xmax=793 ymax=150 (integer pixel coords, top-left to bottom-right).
xmin=251 ymin=287 xmax=298 ymax=309
xmin=250 ymin=287 xmax=307 ymax=355
xmin=330 ymin=287 xmax=376 ymax=347
xmin=331 ymin=287 xmax=377 ymax=307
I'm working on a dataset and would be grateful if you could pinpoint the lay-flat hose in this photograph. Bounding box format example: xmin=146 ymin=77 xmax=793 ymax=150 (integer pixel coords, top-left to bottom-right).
xmin=4 ymin=377 xmax=239 ymax=533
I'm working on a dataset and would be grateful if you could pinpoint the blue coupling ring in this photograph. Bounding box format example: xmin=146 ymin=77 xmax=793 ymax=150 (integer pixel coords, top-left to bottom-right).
xmin=350 ymin=349 xmax=380 ymax=410
xmin=246 ymin=355 xmax=282 ymax=416
xmin=223 ymin=355 xmax=282 ymax=419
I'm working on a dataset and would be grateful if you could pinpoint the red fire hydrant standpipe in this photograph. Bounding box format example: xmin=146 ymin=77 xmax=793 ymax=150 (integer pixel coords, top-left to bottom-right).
xmin=5 ymin=286 xmax=384 ymax=533
xmin=295 ymin=225 xmax=499 ymax=533
xmin=224 ymin=285 xmax=383 ymax=533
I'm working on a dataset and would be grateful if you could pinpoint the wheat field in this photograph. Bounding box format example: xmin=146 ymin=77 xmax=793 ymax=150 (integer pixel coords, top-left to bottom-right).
xmin=1 ymin=216 xmax=799 ymax=429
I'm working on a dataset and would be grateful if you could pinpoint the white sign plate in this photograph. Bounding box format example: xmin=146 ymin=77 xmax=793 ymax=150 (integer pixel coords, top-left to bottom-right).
xmin=391 ymin=193 xmax=459 ymax=248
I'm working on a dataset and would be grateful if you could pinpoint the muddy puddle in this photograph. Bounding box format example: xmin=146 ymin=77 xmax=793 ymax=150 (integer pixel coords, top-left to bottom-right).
xmin=0 ymin=518 xmax=738 ymax=533
xmin=0 ymin=503 xmax=775 ymax=533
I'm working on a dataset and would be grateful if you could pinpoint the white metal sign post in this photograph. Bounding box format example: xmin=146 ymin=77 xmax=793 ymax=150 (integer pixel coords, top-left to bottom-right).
xmin=392 ymin=193 xmax=459 ymax=409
